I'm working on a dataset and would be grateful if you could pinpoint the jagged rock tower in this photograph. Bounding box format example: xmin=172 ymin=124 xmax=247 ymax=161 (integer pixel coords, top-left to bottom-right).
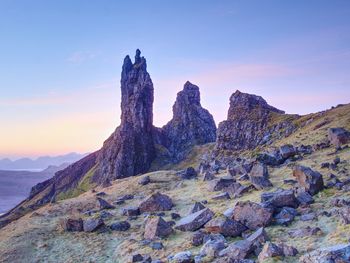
xmin=94 ymin=50 xmax=156 ymax=183
xmin=162 ymin=81 xmax=216 ymax=162
xmin=216 ymin=90 xmax=289 ymax=152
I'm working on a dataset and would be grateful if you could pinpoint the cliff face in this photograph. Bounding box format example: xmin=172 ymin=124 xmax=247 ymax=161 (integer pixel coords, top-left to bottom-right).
xmin=215 ymin=90 xmax=296 ymax=152
xmin=161 ymin=81 xmax=217 ymax=162
xmin=94 ymin=50 xmax=156 ymax=184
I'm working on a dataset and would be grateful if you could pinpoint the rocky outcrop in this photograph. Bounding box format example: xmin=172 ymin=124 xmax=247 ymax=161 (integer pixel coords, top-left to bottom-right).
xmin=95 ymin=49 xmax=156 ymax=183
xmin=161 ymin=81 xmax=216 ymax=162
xmin=215 ymin=90 xmax=297 ymax=153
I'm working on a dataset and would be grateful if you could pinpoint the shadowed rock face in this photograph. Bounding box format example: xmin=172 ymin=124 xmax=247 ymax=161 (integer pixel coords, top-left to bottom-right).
xmin=162 ymin=81 xmax=216 ymax=162
xmin=216 ymin=90 xmax=294 ymax=152
xmin=94 ymin=49 xmax=156 ymax=183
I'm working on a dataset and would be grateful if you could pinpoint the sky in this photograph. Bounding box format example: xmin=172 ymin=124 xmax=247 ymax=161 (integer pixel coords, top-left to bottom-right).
xmin=1 ymin=0 xmax=350 ymax=159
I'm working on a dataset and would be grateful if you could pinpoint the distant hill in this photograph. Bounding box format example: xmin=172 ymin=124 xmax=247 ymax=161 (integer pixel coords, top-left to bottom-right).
xmin=0 ymin=152 xmax=88 ymax=170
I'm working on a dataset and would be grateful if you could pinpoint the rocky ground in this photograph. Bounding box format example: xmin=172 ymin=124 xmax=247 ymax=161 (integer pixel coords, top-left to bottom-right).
xmin=0 ymin=102 xmax=350 ymax=262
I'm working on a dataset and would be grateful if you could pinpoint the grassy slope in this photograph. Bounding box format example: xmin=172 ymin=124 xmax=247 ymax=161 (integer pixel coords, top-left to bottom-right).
xmin=0 ymin=104 xmax=349 ymax=263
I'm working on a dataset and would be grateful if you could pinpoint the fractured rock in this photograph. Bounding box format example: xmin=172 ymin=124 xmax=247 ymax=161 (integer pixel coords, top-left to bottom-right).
xmin=260 ymin=189 xmax=299 ymax=208
xmin=293 ymin=165 xmax=324 ymax=195
xmin=328 ymin=127 xmax=350 ymax=147
xmin=204 ymin=217 xmax=247 ymax=237
xmin=299 ymin=243 xmax=350 ymax=263
xmin=139 ymin=192 xmax=173 ymax=213
xmin=59 ymin=218 xmax=83 ymax=232
xmin=83 ymin=218 xmax=104 ymax=232
xmin=257 ymin=242 xmax=284 ymax=262
xmin=175 ymin=208 xmax=214 ymax=232
xmin=97 ymin=197 xmax=115 ymax=210
xmin=144 ymin=216 xmax=173 ymax=240
xmin=208 ymin=177 xmax=236 ymax=192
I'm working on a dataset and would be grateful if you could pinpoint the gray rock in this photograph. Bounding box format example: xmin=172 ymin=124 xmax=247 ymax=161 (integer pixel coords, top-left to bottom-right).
xmin=139 ymin=176 xmax=151 ymax=185
xmin=296 ymin=191 xmax=314 ymax=205
xmin=232 ymin=201 xmax=274 ymax=230
xmin=59 ymin=218 xmax=83 ymax=232
xmin=212 ymin=192 xmax=231 ymax=200
xmin=83 ymin=218 xmax=104 ymax=232
xmin=274 ymin=207 xmax=297 ymax=225
xmin=144 ymin=216 xmax=173 ymax=240
xmin=175 ymin=208 xmax=214 ymax=232
xmin=279 ymin=144 xmax=296 ymax=159
xmin=110 ymin=221 xmax=130 ymax=231
xmin=328 ymin=127 xmax=350 ymax=147
xmin=205 ymin=217 xmax=247 ymax=237
xmin=299 ymin=243 xmax=350 ymax=263
xmin=170 ymin=251 xmax=193 ymax=263
xmin=293 ymin=165 xmax=324 ymax=195
xmin=189 ymin=202 xmax=206 ymax=214
xmin=177 ymin=167 xmax=198 ymax=180
xmin=208 ymin=177 xmax=236 ymax=191
xmin=122 ymin=207 xmax=140 ymax=216
xmin=249 ymin=163 xmax=272 ymax=189
xmin=260 ymin=189 xmax=299 ymax=208
xmin=139 ymin=192 xmax=173 ymax=213
xmin=219 ymin=239 xmax=253 ymax=259
xmin=97 ymin=197 xmax=115 ymax=210
xmin=257 ymin=242 xmax=284 ymax=262
xmin=200 ymin=239 xmax=226 ymax=258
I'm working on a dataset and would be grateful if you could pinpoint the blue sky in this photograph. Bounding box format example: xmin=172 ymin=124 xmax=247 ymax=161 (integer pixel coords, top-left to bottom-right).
xmin=1 ymin=0 xmax=350 ymax=158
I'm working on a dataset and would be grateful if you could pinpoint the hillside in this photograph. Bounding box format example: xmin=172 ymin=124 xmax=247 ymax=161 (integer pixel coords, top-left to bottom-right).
xmin=0 ymin=102 xmax=349 ymax=262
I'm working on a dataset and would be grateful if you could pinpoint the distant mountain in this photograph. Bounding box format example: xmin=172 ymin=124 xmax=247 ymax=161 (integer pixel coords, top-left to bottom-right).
xmin=0 ymin=152 xmax=88 ymax=170
xmin=0 ymin=162 xmax=70 ymax=214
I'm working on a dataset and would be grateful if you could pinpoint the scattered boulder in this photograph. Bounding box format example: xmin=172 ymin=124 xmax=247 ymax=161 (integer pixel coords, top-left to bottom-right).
xmin=300 ymin=212 xmax=316 ymax=221
xmin=189 ymin=202 xmax=206 ymax=214
xmin=204 ymin=217 xmax=247 ymax=237
xmin=340 ymin=207 xmax=350 ymax=224
xmin=328 ymin=127 xmax=350 ymax=147
xmin=144 ymin=216 xmax=173 ymax=240
xmin=232 ymin=201 xmax=274 ymax=230
xmin=171 ymin=213 xmax=181 ymax=220
xmin=257 ymin=242 xmax=284 ymax=262
xmin=299 ymin=243 xmax=350 ymax=263
xmin=288 ymin=226 xmax=322 ymax=238
xmin=59 ymin=218 xmax=83 ymax=232
xmin=97 ymin=197 xmax=115 ymax=210
xmin=274 ymin=207 xmax=297 ymax=225
xmin=177 ymin=167 xmax=198 ymax=180
xmin=139 ymin=175 xmax=151 ymax=185
xmin=249 ymin=163 xmax=272 ymax=189
xmin=200 ymin=239 xmax=226 ymax=259
xmin=219 ymin=239 xmax=253 ymax=259
xmin=170 ymin=251 xmax=193 ymax=263
xmin=83 ymin=218 xmax=104 ymax=232
xmin=175 ymin=208 xmax=214 ymax=232
xmin=296 ymin=191 xmax=314 ymax=205
xmin=261 ymin=189 xmax=299 ymax=208
xmin=110 ymin=221 xmax=130 ymax=231
xmin=191 ymin=230 xmax=207 ymax=246
xmin=279 ymin=144 xmax=296 ymax=159
xmin=279 ymin=243 xmax=298 ymax=256
xmin=203 ymin=171 xmax=215 ymax=181
xmin=293 ymin=165 xmax=324 ymax=195
xmin=246 ymin=227 xmax=269 ymax=255
xmin=139 ymin=192 xmax=174 ymax=213
xmin=208 ymin=177 xmax=236 ymax=191
xmin=122 ymin=207 xmax=141 ymax=217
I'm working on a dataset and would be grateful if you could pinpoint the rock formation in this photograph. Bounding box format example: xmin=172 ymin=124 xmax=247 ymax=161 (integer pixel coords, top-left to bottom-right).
xmin=94 ymin=49 xmax=156 ymax=183
xmin=161 ymin=81 xmax=216 ymax=162
xmin=215 ymin=90 xmax=296 ymax=152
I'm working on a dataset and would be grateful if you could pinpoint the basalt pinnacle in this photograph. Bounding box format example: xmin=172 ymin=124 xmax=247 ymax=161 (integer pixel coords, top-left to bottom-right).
xmin=162 ymin=81 xmax=216 ymax=162
xmin=94 ymin=49 xmax=156 ymax=183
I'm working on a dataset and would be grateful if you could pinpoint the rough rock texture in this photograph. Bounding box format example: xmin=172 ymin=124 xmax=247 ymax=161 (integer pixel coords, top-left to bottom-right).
xmin=293 ymin=165 xmax=324 ymax=195
xmin=260 ymin=189 xmax=299 ymax=208
xmin=144 ymin=216 xmax=173 ymax=240
xmin=299 ymin=243 xmax=350 ymax=263
xmin=95 ymin=50 xmax=156 ymax=183
xmin=257 ymin=242 xmax=284 ymax=262
xmin=249 ymin=162 xmax=273 ymax=189
xmin=162 ymin=81 xmax=216 ymax=162
xmin=59 ymin=218 xmax=83 ymax=232
xmin=175 ymin=208 xmax=214 ymax=232
xmin=219 ymin=239 xmax=253 ymax=259
xmin=83 ymin=218 xmax=105 ymax=232
xmin=204 ymin=217 xmax=247 ymax=237
xmin=232 ymin=201 xmax=274 ymax=230
xmin=216 ymin=90 xmax=295 ymax=152
xmin=328 ymin=127 xmax=350 ymax=147
xmin=139 ymin=192 xmax=174 ymax=213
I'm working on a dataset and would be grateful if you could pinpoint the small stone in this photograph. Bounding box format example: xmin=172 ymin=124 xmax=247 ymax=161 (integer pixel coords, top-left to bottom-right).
xmin=83 ymin=218 xmax=104 ymax=232
xmin=177 ymin=167 xmax=198 ymax=180
xmin=189 ymin=202 xmax=206 ymax=214
xmin=257 ymin=242 xmax=284 ymax=262
xmin=122 ymin=207 xmax=140 ymax=216
xmin=208 ymin=177 xmax=236 ymax=192
xmin=59 ymin=218 xmax=83 ymax=232
xmin=150 ymin=242 xmax=164 ymax=250
xmin=274 ymin=207 xmax=297 ymax=225
xmin=110 ymin=221 xmax=130 ymax=231
xmin=97 ymin=197 xmax=115 ymax=210
xmin=300 ymin=213 xmax=316 ymax=221
xmin=139 ymin=175 xmax=151 ymax=185
xmin=171 ymin=213 xmax=181 ymax=220
xmin=200 ymin=239 xmax=225 ymax=259
xmin=219 ymin=239 xmax=252 ymax=259
xmin=296 ymin=191 xmax=314 ymax=205
xmin=144 ymin=216 xmax=173 ymax=240
xmin=204 ymin=217 xmax=247 ymax=237
xmin=139 ymin=192 xmax=174 ymax=213
xmin=212 ymin=192 xmax=231 ymax=200
xmin=170 ymin=251 xmax=193 ymax=263
xmin=175 ymin=208 xmax=214 ymax=232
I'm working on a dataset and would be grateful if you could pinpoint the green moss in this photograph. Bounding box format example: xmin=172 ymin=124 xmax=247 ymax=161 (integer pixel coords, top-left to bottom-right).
xmin=57 ymin=164 xmax=98 ymax=200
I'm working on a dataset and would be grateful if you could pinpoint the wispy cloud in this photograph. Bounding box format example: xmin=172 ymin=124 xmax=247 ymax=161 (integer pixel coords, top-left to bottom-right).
xmin=66 ymin=51 xmax=99 ymax=64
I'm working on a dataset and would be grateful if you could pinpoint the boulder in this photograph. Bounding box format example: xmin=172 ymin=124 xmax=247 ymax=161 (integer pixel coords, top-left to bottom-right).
xmin=110 ymin=221 xmax=130 ymax=231
xmin=328 ymin=127 xmax=350 ymax=147
xmin=139 ymin=192 xmax=174 ymax=212
xmin=299 ymin=243 xmax=350 ymax=263
xmin=296 ymin=191 xmax=314 ymax=205
xmin=279 ymin=144 xmax=296 ymax=159
xmin=170 ymin=251 xmax=193 ymax=263
xmin=97 ymin=197 xmax=115 ymax=210
xmin=208 ymin=177 xmax=236 ymax=192
xmin=288 ymin=226 xmax=322 ymax=238
xmin=122 ymin=207 xmax=140 ymax=217
xmin=83 ymin=218 xmax=104 ymax=232
xmin=59 ymin=218 xmax=83 ymax=232
xmin=144 ymin=216 xmax=173 ymax=240
xmin=232 ymin=201 xmax=274 ymax=230
xmin=177 ymin=167 xmax=198 ymax=180
xmin=203 ymin=171 xmax=215 ymax=181
xmin=204 ymin=217 xmax=247 ymax=237
xmin=279 ymin=243 xmax=298 ymax=256
xmin=191 ymin=230 xmax=207 ymax=246
xmin=219 ymin=239 xmax=253 ymax=259
xmin=274 ymin=207 xmax=297 ymax=225
xmin=175 ymin=208 xmax=214 ymax=232
xmin=249 ymin=163 xmax=272 ymax=189
xmin=139 ymin=175 xmax=151 ymax=185
xmin=340 ymin=207 xmax=350 ymax=224
xmin=200 ymin=239 xmax=226 ymax=259
xmin=189 ymin=202 xmax=206 ymax=214
xmin=293 ymin=165 xmax=324 ymax=195
xmin=257 ymin=242 xmax=284 ymax=262
xmin=257 ymin=152 xmax=283 ymax=166
xmin=260 ymin=189 xmax=299 ymax=208
xmin=212 ymin=192 xmax=231 ymax=200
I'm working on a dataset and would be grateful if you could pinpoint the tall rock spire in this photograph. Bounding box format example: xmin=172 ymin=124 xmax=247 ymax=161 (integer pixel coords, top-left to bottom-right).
xmin=162 ymin=81 xmax=217 ymax=162
xmin=95 ymin=50 xmax=156 ymax=183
